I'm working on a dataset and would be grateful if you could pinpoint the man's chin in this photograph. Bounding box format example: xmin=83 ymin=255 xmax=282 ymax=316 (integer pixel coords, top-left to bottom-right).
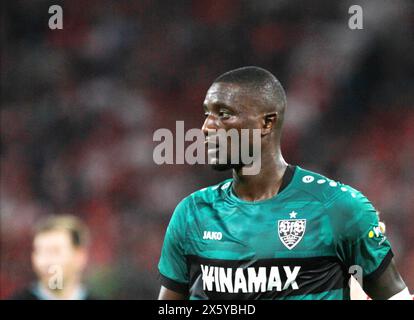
xmin=209 ymin=163 xmax=232 ymax=171
xmin=209 ymin=161 xmax=243 ymax=171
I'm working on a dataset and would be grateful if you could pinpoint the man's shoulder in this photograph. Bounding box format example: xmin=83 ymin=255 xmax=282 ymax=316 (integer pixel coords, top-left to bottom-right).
xmin=181 ymin=178 xmax=232 ymax=205
xmin=7 ymin=287 xmax=39 ymax=300
xmin=294 ymin=166 xmax=378 ymax=228
xmin=293 ymin=166 xmax=364 ymax=206
xmin=6 ymin=287 xmax=100 ymax=300
xmin=171 ymin=179 xmax=232 ymax=221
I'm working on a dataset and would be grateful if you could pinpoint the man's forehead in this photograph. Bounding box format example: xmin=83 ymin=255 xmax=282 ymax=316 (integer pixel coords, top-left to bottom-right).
xmin=34 ymin=229 xmax=71 ymax=244
xmin=204 ymin=82 xmax=246 ymax=105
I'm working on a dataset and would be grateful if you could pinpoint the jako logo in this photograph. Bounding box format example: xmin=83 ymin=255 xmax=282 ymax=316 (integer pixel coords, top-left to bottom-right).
xmin=203 ymin=231 xmax=223 ymax=240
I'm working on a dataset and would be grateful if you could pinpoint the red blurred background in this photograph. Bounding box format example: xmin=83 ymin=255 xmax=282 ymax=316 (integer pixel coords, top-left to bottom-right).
xmin=1 ymin=0 xmax=413 ymax=298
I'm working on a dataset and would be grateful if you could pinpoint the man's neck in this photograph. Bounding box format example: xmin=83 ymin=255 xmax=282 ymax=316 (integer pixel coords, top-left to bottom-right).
xmin=232 ymin=150 xmax=288 ymax=202
xmin=37 ymin=278 xmax=86 ymax=300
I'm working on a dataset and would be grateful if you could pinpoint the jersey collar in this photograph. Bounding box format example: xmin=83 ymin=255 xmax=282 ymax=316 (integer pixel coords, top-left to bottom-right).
xmin=225 ymin=164 xmax=297 ymax=205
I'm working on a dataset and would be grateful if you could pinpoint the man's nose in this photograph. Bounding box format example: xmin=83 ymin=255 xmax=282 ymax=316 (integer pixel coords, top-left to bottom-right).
xmin=202 ymin=114 xmax=218 ymax=136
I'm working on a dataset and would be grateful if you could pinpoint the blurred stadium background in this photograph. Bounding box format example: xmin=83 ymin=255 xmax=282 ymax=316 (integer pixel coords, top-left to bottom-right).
xmin=1 ymin=0 xmax=413 ymax=299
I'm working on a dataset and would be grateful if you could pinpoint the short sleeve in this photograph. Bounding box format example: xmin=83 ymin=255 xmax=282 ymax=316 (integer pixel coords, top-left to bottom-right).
xmin=158 ymin=198 xmax=190 ymax=294
xmin=332 ymin=191 xmax=393 ymax=281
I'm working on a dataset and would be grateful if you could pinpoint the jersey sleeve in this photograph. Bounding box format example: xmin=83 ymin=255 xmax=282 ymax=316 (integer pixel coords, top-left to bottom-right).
xmin=331 ymin=191 xmax=393 ymax=282
xmin=158 ymin=197 xmax=190 ymax=294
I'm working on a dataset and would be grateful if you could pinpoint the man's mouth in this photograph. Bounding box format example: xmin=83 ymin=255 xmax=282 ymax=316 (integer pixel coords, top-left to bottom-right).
xmin=204 ymin=140 xmax=221 ymax=159
xmin=204 ymin=139 xmax=219 ymax=149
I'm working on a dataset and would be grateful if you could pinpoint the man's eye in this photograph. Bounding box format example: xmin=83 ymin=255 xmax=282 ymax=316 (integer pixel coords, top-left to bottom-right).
xmin=219 ymin=111 xmax=231 ymax=118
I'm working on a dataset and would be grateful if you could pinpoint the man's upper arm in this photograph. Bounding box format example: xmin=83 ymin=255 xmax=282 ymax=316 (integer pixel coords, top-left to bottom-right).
xmin=332 ymin=190 xmax=407 ymax=299
xmin=157 ymin=197 xmax=190 ymax=298
xmin=158 ymin=286 xmax=187 ymax=300
xmin=364 ymin=259 xmax=408 ymax=300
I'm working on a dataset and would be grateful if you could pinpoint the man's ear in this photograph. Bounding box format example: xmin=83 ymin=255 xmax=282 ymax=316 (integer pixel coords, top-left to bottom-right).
xmin=262 ymin=112 xmax=278 ymax=136
xmin=75 ymin=248 xmax=88 ymax=271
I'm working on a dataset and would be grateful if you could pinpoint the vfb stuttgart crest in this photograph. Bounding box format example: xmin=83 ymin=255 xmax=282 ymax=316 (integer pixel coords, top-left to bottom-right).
xmin=278 ymin=215 xmax=306 ymax=250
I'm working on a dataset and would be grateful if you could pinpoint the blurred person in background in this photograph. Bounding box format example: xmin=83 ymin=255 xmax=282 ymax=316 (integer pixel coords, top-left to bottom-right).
xmin=8 ymin=215 xmax=96 ymax=300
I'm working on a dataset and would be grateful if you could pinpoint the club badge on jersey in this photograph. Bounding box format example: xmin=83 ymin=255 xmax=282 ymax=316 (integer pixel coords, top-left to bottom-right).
xmin=278 ymin=211 xmax=307 ymax=250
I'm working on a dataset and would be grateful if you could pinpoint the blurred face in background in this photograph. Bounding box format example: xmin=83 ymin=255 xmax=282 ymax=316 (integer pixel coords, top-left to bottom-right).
xmin=31 ymin=229 xmax=87 ymax=288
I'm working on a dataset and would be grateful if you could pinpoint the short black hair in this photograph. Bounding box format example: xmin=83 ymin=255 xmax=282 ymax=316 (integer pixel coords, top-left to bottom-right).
xmin=213 ymin=66 xmax=287 ymax=119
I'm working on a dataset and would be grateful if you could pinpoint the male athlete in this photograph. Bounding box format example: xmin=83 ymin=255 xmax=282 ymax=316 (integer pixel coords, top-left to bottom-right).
xmin=158 ymin=66 xmax=411 ymax=300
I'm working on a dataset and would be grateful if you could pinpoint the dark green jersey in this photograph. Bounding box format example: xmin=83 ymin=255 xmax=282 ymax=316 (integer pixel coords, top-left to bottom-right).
xmin=158 ymin=165 xmax=393 ymax=300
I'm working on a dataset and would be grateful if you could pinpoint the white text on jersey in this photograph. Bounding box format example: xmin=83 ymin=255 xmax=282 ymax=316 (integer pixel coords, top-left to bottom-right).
xmin=203 ymin=231 xmax=223 ymax=240
xmin=200 ymin=265 xmax=301 ymax=293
